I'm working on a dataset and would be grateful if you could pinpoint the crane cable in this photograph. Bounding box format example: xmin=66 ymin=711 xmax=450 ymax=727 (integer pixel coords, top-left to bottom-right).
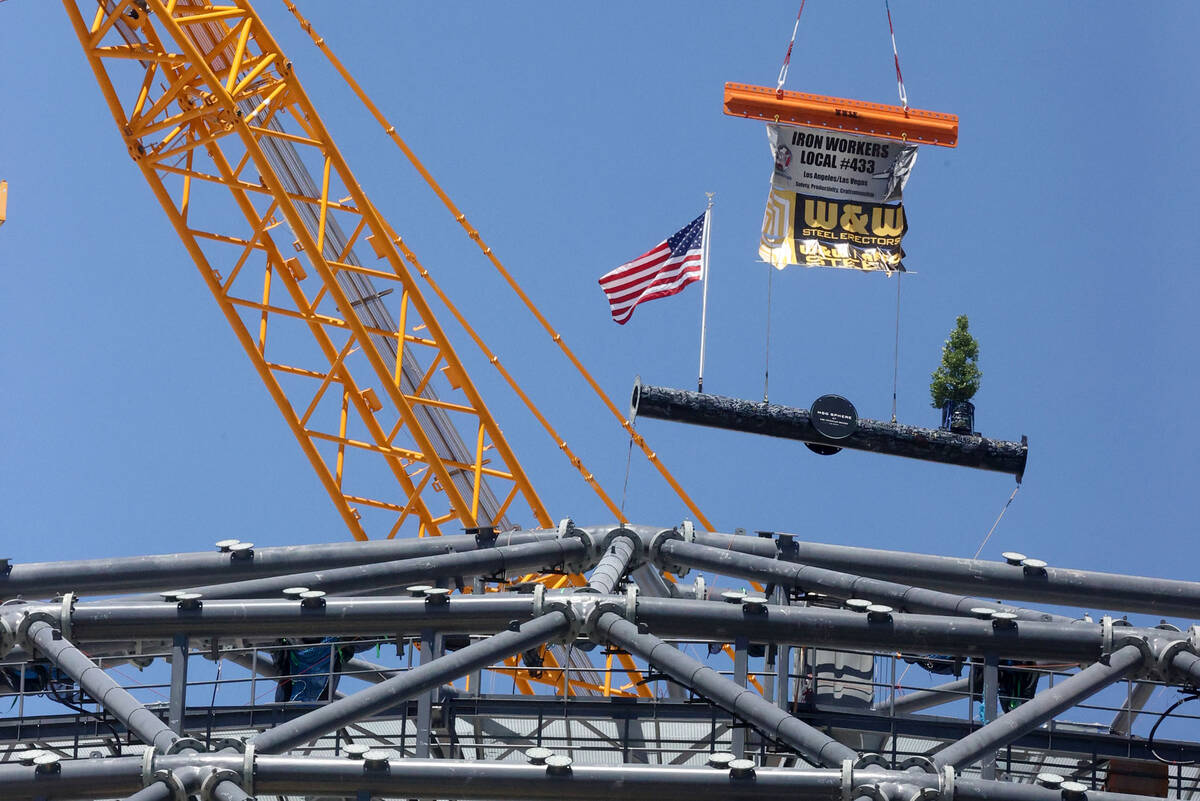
xmin=280 ymin=0 xmax=716 ymax=531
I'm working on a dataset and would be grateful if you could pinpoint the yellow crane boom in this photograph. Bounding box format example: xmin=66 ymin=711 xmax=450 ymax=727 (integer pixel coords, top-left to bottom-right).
xmin=62 ymin=0 xmax=551 ymax=539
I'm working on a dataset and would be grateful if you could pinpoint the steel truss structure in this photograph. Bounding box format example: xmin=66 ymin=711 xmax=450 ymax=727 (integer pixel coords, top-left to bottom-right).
xmin=2 ymin=523 xmax=1200 ymax=801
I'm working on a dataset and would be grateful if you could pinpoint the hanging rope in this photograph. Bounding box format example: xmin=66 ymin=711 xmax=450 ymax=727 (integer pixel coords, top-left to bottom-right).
xmin=972 ymin=484 xmax=1022 ymax=560
xmin=775 ymin=2 xmax=807 ymax=96
xmin=884 ymin=0 xmax=909 ymax=110
xmin=763 ymin=265 xmax=775 ymax=403
xmin=619 ymin=427 xmax=636 ymax=520
xmin=891 ymin=272 xmax=902 ymax=423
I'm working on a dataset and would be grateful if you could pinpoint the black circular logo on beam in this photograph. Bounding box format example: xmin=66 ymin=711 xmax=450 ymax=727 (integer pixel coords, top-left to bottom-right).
xmin=810 ymin=394 xmax=859 ymax=440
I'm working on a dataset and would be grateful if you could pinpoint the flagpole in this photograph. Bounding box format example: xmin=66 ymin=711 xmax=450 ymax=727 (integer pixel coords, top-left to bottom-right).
xmin=697 ymin=193 xmax=714 ymax=393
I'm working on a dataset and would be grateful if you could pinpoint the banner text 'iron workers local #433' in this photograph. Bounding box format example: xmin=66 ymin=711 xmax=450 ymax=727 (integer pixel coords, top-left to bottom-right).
xmin=760 ymin=124 xmax=917 ymax=272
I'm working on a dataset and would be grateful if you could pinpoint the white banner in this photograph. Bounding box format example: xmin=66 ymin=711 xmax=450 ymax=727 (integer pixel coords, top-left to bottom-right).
xmin=767 ymin=124 xmax=917 ymax=204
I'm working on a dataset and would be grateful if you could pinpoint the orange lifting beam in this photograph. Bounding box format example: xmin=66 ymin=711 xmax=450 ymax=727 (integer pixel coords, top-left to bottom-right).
xmin=723 ymin=83 xmax=958 ymax=148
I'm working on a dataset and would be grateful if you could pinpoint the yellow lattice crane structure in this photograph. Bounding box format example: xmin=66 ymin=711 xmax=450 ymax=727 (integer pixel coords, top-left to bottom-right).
xmin=63 ymin=0 xmax=556 ymax=540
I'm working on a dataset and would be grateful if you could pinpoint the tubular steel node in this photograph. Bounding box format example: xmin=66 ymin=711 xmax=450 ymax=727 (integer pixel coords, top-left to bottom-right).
xmin=3 ymin=524 xmax=1200 ymax=800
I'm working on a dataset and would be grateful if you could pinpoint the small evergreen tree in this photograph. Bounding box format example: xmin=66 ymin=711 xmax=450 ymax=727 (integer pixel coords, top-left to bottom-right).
xmin=930 ymin=315 xmax=981 ymax=408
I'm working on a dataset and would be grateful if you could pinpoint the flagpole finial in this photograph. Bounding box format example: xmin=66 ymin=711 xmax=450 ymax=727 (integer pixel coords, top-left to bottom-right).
xmin=705 ymin=191 xmax=715 ymax=209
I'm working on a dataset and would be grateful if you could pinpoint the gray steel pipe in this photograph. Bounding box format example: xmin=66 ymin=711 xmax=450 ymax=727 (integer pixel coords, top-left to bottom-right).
xmin=884 ymin=677 xmax=973 ymax=715
xmin=632 ymin=597 xmax=1114 ymax=661
xmin=69 ymin=594 xmax=538 ymax=639
xmin=657 ymin=539 xmax=1069 ymax=623
xmin=23 ymin=620 xmax=179 ymax=754
xmin=251 ymin=610 xmax=570 ymax=754
xmin=591 ymin=610 xmax=858 ymax=767
xmin=631 ymin=383 xmax=1028 ymax=477
xmin=122 ymin=537 xmax=586 ymax=601
xmin=1171 ymin=649 xmax=1200 ymax=686
xmin=0 ymin=530 xmax=554 ymax=599
xmin=0 ymin=755 xmax=1174 ymax=801
xmin=770 ymin=538 xmax=1200 ymax=619
xmin=587 ymin=535 xmax=638 ymax=595
xmin=932 ymin=643 xmax=1147 ymax=770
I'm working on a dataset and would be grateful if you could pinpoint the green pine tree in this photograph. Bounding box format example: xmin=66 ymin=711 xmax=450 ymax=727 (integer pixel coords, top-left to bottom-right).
xmin=930 ymin=315 xmax=982 ymax=408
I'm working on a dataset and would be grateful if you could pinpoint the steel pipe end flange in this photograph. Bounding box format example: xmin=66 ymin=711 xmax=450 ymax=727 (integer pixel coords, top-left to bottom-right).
xmin=1152 ymin=637 xmax=1191 ymax=681
xmin=0 ymin=615 xmax=15 ymax=658
xmin=897 ymin=756 xmax=937 ymax=775
xmin=560 ymin=524 xmax=599 ymax=574
xmin=151 ymin=770 xmax=189 ymax=801
xmin=59 ymin=592 xmax=75 ymax=643
xmin=942 ymin=766 xmax=955 ymax=801
xmin=707 ymin=752 xmax=736 ymax=769
xmin=556 ymin=518 xmax=575 ymax=539
xmin=362 ymin=749 xmax=392 ymax=770
xmin=242 ymin=742 xmax=255 ymax=797
xmin=854 ymin=753 xmax=891 ymax=770
xmin=531 ymin=584 xmax=546 ymax=617
xmin=543 ymin=596 xmax=581 ymax=642
xmin=854 ymin=784 xmax=888 ymax=801
xmin=842 ymin=759 xmax=855 ymax=801
xmin=210 ymin=737 xmax=245 ymax=754
xmin=679 ymin=520 xmax=695 ymax=543
xmin=15 ymin=609 xmax=59 ymax=649
xmin=625 ymin=585 xmax=639 ymax=623
xmin=165 ymin=736 xmax=206 ymax=755
xmin=200 ymin=769 xmax=242 ymax=801
xmin=1188 ymin=625 xmax=1200 ymax=653
xmin=1110 ymin=635 xmax=1154 ymax=670
xmin=649 ymin=527 xmax=689 ymax=577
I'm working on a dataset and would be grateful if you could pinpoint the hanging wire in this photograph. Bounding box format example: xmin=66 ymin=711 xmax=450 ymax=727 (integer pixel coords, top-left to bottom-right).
xmin=972 ymin=484 xmax=1022 ymax=560
xmin=775 ymin=2 xmax=807 ymax=95
xmin=884 ymin=0 xmax=909 ymax=109
xmin=619 ymin=427 xmax=636 ymax=520
xmin=891 ymin=272 xmax=902 ymax=423
xmin=1149 ymin=690 xmax=1200 ymax=765
xmin=763 ymin=265 xmax=775 ymax=403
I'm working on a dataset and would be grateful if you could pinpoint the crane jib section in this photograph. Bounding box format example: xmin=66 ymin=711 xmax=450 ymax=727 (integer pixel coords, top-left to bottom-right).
xmin=62 ymin=0 xmax=552 ymax=539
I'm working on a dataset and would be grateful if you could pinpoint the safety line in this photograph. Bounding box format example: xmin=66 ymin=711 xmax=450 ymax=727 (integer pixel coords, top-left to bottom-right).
xmin=972 ymin=484 xmax=1022 ymax=560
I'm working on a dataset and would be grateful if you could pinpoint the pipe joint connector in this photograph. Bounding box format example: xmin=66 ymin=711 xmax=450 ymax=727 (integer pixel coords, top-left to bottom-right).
xmin=599 ymin=527 xmax=646 ymax=570
xmin=200 ymin=770 xmax=243 ymax=801
xmin=543 ymin=596 xmax=583 ymax=642
xmin=557 ymin=519 xmax=600 ymax=574
xmin=648 ymin=523 xmax=692 ymax=577
xmin=14 ymin=608 xmax=60 ymax=650
xmin=1107 ymin=634 xmax=1154 ymax=675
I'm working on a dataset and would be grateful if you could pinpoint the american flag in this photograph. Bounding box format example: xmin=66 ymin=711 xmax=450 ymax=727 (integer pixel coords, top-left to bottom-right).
xmin=598 ymin=213 xmax=705 ymax=325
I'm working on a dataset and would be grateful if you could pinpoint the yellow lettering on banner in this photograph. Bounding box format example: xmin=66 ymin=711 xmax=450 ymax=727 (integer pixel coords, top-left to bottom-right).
xmin=803 ymin=198 xmax=838 ymax=230
xmin=871 ymin=206 xmax=905 ymax=237
xmin=839 ymin=204 xmax=869 ymax=235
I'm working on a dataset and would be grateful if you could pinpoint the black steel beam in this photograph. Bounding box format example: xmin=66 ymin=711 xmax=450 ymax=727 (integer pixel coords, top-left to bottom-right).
xmin=631 ymin=383 xmax=1027 ymax=478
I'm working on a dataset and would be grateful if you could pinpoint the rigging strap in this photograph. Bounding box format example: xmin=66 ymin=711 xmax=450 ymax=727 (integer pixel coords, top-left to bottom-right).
xmin=885 ymin=0 xmax=909 ymax=110
xmin=775 ymin=3 xmax=807 ymax=96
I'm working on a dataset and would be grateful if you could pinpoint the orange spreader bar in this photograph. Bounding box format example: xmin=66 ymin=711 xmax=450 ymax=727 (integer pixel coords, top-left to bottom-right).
xmin=723 ymin=83 xmax=958 ymax=148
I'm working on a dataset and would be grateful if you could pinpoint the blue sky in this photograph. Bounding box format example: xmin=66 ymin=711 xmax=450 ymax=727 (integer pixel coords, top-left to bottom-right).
xmin=1 ymin=1 xmax=1198 ymax=628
